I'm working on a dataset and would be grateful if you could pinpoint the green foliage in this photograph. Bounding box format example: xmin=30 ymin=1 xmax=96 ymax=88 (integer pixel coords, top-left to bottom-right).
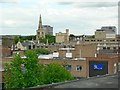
xmin=39 ymin=37 xmax=46 ymax=44
xmin=43 ymin=63 xmax=74 ymax=84
xmin=4 ymin=51 xmax=74 ymax=89
xmin=14 ymin=36 xmax=20 ymax=44
xmin=14 ymin=35 xmax=55 ymax=44
xmin=4 ymin=51 xmax=44 ymax=89
xmin=69 ymin=34 xmax=75 ymax=37
xmin=27 ymin=48 xmax=50 ymax=55
xmin=45 ymin=34 xmax=55 ymax=43
xmin=14 ymin=35 xmax=36 ymax=44
xmin=35 ymin=48 xmax=50 ymax=55
xmin=39 ymin=34 xmax=55 ymax=44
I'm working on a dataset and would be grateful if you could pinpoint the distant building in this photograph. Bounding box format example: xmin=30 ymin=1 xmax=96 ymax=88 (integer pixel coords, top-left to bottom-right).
xmin=0 ymin=45 xmax=12 ymax=57
xmin=3 ymin=55 xmax=119 ymax=78
xmin=36 ymin=15 xmax=46 ymax=40
xmin=95 ymin=26 xmax=116 ymax=39
xmin=36 ymin=15 xmax=53 ymax=40
xmin=42 ymin=25 xmax=53 ymax=35
xmin=11 ymin=41 xmax=36 ymax=51
xmin=56 ymin=29 xmax=69 ymax=44
xmin=1 ymin=35 xmax=18 ymax=48
xmin=58 ymin=43 xmax=97 ymax=58
xmin=39 ymin=57 xmax=118 ymax=78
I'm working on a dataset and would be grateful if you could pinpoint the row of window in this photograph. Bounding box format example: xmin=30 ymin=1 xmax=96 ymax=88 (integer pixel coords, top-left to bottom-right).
xmin=85 ymin=39 xmax=120 ymax=42
xmin=44 ymin=64 xmax=83 ymax=71
xmin=102 ymin=47 xmax=120 ymax=50
xmin=67 ymin=65 xmax=82 ymax=71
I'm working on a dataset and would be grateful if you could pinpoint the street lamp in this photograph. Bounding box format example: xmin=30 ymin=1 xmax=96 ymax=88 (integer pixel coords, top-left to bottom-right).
xmin=21 ymin=64 xmax=26 ymax=74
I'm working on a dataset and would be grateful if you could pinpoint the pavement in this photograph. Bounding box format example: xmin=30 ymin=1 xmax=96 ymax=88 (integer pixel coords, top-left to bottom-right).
xmin=54 ymin=74 xmax=119 ymax=88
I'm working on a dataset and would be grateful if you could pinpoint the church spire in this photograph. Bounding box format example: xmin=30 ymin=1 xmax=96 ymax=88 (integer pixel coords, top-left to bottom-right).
xmin=38 ymin=14 xmax=42 ymax=30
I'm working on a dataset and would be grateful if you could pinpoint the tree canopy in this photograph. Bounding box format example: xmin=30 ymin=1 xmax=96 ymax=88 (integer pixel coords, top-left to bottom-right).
xmin=4 ymin=50 xmax=74 ymax=89
xmin=4 ymin=50 xmax=44 ymax=89
xmin=14 ymin=34 xmax=55 ymax=44
xmin=27 ymin=48 xmax=50 ymax=55
xmin=39 ymin=34 xmax=55 ymax=44
xmin=14 ymin=35 xmax=36 ymax=44
xmin=43 ymin=63 xmax=74 ymax=84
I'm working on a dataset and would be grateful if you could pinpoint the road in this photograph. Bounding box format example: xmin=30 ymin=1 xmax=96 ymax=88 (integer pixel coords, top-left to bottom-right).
xmin=54 ymin=74 xmax=119 ymax=88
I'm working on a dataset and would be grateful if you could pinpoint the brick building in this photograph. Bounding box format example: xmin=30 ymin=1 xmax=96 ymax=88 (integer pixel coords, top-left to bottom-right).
xmin=39 ymin=56 xmax=118 ymax=78
xmin=3 ymin=55 xmax=119 ymax=78
xmin=58 ymin=43 xmax=97 ymax=58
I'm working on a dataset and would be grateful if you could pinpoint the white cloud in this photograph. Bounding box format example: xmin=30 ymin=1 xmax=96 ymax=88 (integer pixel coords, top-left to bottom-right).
xmin=0 ymin=0 xmax=118 ymax=35
xmin=36 ymin=0 xmax=119 ymax=3
xmin=0 ymin=0 xmax=19 ymax=3
xmin=3 ymin=20 xmax=16 ymax=26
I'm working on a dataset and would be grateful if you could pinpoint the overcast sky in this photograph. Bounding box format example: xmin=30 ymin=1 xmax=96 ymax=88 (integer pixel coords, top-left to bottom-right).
xmin=0 ymin=0 xmax=119 ymax=35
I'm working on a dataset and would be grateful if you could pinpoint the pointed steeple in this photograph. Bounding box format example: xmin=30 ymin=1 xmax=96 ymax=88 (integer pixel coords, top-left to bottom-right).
xmin=38 ymin=14 xmax=42 ymax=30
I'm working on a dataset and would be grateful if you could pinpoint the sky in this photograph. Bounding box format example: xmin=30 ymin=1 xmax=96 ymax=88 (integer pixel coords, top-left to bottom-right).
xmin=0 ymin=0 xmax=119 ymax=35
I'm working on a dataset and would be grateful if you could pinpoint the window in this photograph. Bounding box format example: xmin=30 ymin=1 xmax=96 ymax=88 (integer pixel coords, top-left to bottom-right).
xmin=113 ymin=47 xmax=116 ymax=50
xmin=107 ymin=47 xmax=110 ymax=50
xmin=85 ymin=40 xmax=89 ymax=41
xmin=110 ymin=40 xmax=115 ymax=41
xmin=118 ymin=63 xmax=120 ymax=71
xmin=103 ymin=47 xmax=106 ymax=49
xmin=37 ymin=46 xmax=39 ymax=48
xmin=37 ymin=32 xmax=40 ymax=35
xmin=33 ymin=45 xmax=35 ymax=49
xmin=45 ymin=46 xmax=48 ymax=48
xmin=76 ymin=65 xmax=82 ymax=71
xmin=67 ymin=65 xmax=72 ymax=71
xmin=119 ymin=47 xmax=120 ymax=50
xmin=29 ymin=45 xmax=31 ymax=49
xmin=42 ymin=32 xmax=44 ymax=35
xmin=63 ymin=45 xmax=66 ymax=48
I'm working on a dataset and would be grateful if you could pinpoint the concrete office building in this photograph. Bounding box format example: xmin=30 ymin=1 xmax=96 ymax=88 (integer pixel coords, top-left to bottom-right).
xmin=42 ymin=25 xmax=53 ymax=35
xmin=95 ymin=26 xmax=116 ymax=39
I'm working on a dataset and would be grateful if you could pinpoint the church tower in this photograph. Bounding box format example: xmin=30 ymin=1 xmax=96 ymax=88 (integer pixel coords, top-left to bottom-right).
xmin=36 ymin=15 xmax=45 ymax=40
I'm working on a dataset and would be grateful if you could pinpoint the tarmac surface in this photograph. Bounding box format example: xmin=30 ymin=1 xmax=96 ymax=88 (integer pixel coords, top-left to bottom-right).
xmin=54 ymin=74 xmax=119 ymax=88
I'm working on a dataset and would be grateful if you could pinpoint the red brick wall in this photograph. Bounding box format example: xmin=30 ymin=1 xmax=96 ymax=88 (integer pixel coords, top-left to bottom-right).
xmin=86 ymin=57 xmax=118 ymax=77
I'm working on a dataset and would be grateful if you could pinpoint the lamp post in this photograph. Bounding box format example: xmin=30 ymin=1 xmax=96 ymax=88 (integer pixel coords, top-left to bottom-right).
xmin=21 ymin=64 xmax=26 ymax=74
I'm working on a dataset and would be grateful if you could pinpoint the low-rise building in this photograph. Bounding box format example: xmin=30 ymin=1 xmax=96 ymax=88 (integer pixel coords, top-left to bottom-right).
xmin=3 ymin=52 xmax=119 ymax=78
xmin=56 ymin=29 xmax=69 ymax=44
xmin=58 ymin=43 xmax=97 ymax=58
xmin=39 ymin=57 xmax=119 ymax=78
xmin=95 ymin=26 xmax=116 ymax=39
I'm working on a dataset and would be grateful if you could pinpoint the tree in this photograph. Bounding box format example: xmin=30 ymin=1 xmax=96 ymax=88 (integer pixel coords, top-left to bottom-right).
xmin=14 ymin=36 xmax=20 ymax=44
xmin=14 ymin=35 xmax=36 ymax=44
xmin=43 ymin=63 xmax=74 ymax=84
xmin=39 ymin=37 xmax=46 ymax=44
xmin=39 ymin=35 xmax=55 ymax=44
xmin=69 ymin=34 xmax=75 ymax=41
xmin=4 ymin=51 xmax=74 ymax=89
xmin=27 ymin=48 xmax=50 ymax=56
xmin=45 ymin=34 xmax=55 ymax=43
xmin=4 ymin=51 xmax=44 ymax=89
